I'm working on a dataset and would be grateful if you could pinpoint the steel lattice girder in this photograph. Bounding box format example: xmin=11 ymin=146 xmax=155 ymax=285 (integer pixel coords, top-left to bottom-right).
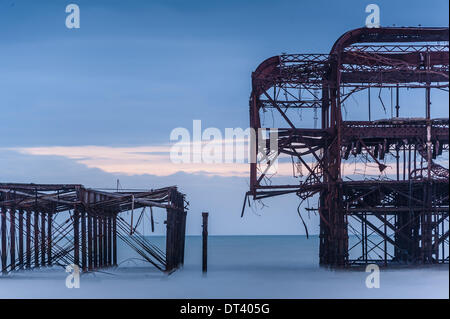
xmin=0 ymin=183 xmax=187 ymax=274
xmin=247 ymin=27 xmax=449 ymax=267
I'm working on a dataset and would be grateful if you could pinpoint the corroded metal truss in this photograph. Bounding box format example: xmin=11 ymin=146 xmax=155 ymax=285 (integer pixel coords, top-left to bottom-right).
xmin=0 ymin=183 xmax=187 ymax=274
xmin=247 ymin=27 xmax=449 ymax=267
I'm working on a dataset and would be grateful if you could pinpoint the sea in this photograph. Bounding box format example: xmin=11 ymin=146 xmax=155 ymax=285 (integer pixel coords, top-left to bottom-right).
xmin=0 ymin=235 xmax=448 ymax=298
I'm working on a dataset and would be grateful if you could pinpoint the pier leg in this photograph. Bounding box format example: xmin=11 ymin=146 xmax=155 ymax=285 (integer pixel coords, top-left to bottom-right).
xmin=180 ymin=211 xmax=187 ymax=266
xmin=10 ymin=209 xmax=16 ymax=271
xmin=93 ymin=213 xmax=98 ymax=269
xmin=98 ymin=216 xmax=103 ymax=268
xmin=165 ymin=208 xmax=174 ymax=271
xmin=107 ymin=216 xmax=112 ymax=266
xmin=103 ymin=216 xmax=107 ymax=267
xmin=88 ymin=212 xmax=93 ymax=270
xmin=81 ymin=210 xmax=87 ymax=271
xmin=26 ymin=211 xmax=31 ymax=269
xmin=34 ymin=211 xmax=39 ymax=268
xmin=73 ymin=207 xmax=80 ymax=267
xmin=47 ymin=212 xmax=52 ymax=266
xmin=112 ymin=214 xmax=117 ymax=267
xmin=18 ymin=210 xmax=24 ymax=269
xmin=165 ymin=190 xmax=187 ymax=271
xmin=1 ymin=207 xmax=7 ymax=274
xmin=40 ymin=211 xmax=46 ymax=266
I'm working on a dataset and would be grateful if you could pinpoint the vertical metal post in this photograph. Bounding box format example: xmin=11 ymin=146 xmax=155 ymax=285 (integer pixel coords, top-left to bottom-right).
xmin=103 ymin=216 xmax=107 ymax=267
xmin=361 ymin=213 xmax=365 ymax=262
xmin=98 ymin=216 xmax=103 ymax=268
xmin=441 ymin=215 xmax=445 ymax=263
xmin=18 ymin=209 xmax=24 ymax=269
xmin=424 ymin=51 xmax=433 ymax=263
xmin=384 ymin=212 xmax=387 ymax=266
xmin=26 ymin=210 xmax=31 ymax=269
xmin=403 ymin=146 xmax=406 ymax=181
xmin=93 ymin=213 xmax=98 ymax=269
xmin=73 ymin=207 xmax=80 ymax=267
xmin=81 ymin=209 xmax=87 ymax=271
xmin=107 ymin=215 xmax=112 ymax=266
xmin=47 ymin=212 xmax=52 ymax=266
xmin=87 ymin=212 xmax=93 ymax=270
xmin=202 ymin=212 xmax=208 ymax=273
xmin=364 ymin=213 xmax=368 ymax=262
xmin=10 ymin=209 xmax=16 ymax=271
xmin=1 ymin=207 xmax=7 ymax=274
xmin=34 ymin=210 xmax=39 ymax=268
xmin=165 ymin=208 xmax=174 ymax=271
xmin=112 ymin=214 xmax=117 ymax=266
xmin=180 ymin=210 xmax=187 ymax=266
xmin=396 ymin=84 xmax=400 ymax=181
xmin=40 ymin=211 xmax=46 ymax=266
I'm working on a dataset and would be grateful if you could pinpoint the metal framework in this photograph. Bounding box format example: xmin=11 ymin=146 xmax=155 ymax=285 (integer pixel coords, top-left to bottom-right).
xmin=0 ymin=183 xmax=187 ymax=274
xmin=247 ymin=27 xmax=449 ymax=267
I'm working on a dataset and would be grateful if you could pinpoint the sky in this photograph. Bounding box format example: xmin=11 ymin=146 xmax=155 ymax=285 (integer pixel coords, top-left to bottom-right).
xmin=0 ymin=0 xmax=449 ymax=235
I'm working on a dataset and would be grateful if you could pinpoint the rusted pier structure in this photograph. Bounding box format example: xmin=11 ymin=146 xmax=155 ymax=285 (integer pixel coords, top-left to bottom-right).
xmin=0 ymin=183 xmax=187 ymax=274
xmin=246 ymin=27 xmax=449 ymax=267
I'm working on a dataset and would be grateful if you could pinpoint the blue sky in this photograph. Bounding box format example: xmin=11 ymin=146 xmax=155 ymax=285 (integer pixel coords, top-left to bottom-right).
xmin=0 ymin=0 xmax=448 ymax=235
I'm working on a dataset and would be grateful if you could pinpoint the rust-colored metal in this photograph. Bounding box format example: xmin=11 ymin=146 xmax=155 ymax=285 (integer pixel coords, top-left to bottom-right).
xmin=0 ymin=184 xmax=187 ymax=274
xmin=247 ymin=27 xmax=449 ymax=267
xmin=202 ymin=212 xmax=209 ymax=273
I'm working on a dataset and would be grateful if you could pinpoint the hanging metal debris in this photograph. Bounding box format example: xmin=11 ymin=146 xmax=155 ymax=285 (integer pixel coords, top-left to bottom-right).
xmin=247 ymin=27 xmax=449 ymax=267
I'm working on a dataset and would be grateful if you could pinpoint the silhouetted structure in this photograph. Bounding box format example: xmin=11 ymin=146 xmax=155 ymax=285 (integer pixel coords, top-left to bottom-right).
xmin=246 ymin=27 xmax=449 ymax=267
xmin=0 ymin=183 xmax=187 ymax=274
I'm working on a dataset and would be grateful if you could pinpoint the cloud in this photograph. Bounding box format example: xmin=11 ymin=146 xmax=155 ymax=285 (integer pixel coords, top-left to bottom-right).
xmin=0 ymin=149 xmax=314 ymax=236
xmin=7 ymin=143 xmax=415 ymax=179
xmin=10 ymin=144 xmax=252 ymax=177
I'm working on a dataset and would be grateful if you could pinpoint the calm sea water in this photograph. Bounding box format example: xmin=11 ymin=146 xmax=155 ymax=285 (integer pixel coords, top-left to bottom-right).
xmin=0 ymin=235 xmax=448 ymax=298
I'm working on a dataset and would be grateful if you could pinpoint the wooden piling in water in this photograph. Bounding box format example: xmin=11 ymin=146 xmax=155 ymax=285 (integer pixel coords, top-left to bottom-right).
xmin=202 ymin=212 xmax=208 ymax=273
